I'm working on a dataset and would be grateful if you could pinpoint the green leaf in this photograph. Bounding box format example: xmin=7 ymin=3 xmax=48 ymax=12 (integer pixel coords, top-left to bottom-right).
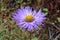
xmin=27 ymin=0 xmax=31 ymax=3
xmin=0 ymin=30 xmax=6 ymax=38
xmin=42 ymin=8 xmax=48 ymax=15
xmin=37 ymin=0 xmax=41 ymax=3
xmin=43 ymin=8 xmax=48 ymax=12
xmin=17 ymin=0 xmax=23 ymax=3
xmin=57 ymin=18 xmax=60 ymax=22
xmin=32 ymin=37 xmax=38 ymax=40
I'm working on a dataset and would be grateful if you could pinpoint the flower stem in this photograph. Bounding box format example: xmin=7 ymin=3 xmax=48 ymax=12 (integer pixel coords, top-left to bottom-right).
xmin=30 ymin=32 xmax=32 ymax=40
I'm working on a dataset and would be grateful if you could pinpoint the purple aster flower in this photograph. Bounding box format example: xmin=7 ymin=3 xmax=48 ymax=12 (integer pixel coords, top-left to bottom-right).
xmin=13 ymin=7 xmax=46 ymax=32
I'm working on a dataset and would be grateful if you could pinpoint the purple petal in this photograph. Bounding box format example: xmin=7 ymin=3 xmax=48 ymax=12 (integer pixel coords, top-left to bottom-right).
xmin=16 ymin=21 xmax=25 ymax=26
xmin=22 ymin=7 xmax=33 ymax=15
xmin=37 ymin=9 xmax=42 ymax=14
xmin=33 ymin=25 xmax=39 ymax=30
xmin=22 ymin=23 xmax=28 ymax=29
xmin=27 ymin=25 xmax=33 ymax=32
xmin=33 ymin=10 xmax=37 ymax=16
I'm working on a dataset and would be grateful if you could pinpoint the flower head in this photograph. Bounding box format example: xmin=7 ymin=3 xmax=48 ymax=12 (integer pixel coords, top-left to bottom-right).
xmin=13 ymin=7 xmax=46 ymax=32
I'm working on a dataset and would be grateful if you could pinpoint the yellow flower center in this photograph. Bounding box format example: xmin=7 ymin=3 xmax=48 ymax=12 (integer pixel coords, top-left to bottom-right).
xmin=25 ymin=15 xmax=34 ymax=22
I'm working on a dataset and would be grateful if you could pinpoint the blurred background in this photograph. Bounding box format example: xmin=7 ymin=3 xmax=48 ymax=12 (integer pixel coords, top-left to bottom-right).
xmin=0 ymin=0 xmax=60 ymax=40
